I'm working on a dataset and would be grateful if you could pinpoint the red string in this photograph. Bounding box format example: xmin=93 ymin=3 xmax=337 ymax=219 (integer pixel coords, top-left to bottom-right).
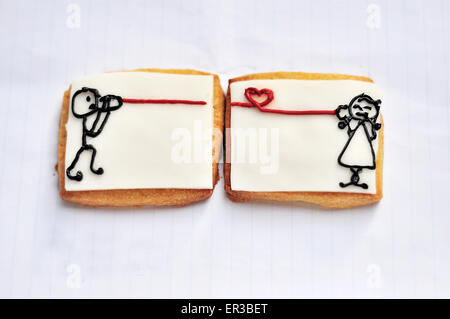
xmin=122 ymin=98 xmax=206 ymax=105
xmin=230 ymin=87 xmax=336 ymax=115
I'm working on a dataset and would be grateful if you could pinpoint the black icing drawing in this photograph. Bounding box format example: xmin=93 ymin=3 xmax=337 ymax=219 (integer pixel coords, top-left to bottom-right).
xmin=335 ymin=94 xmax=381 ymax=189
xmin=66 ymin=87 xmax=123 ymax=181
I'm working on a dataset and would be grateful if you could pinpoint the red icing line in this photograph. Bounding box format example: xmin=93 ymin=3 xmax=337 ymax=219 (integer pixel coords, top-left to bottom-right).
xmin=231 ymin=87 xmax=336 ymax=115
xmin=122 ymin=98 xmax=206 ymax=105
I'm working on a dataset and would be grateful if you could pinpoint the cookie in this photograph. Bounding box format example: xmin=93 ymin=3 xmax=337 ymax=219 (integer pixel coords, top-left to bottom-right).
xmin=224 ymin=72 xmax=383 ymax=208
xmin=58 ymin=69 xmax=224 ymax=207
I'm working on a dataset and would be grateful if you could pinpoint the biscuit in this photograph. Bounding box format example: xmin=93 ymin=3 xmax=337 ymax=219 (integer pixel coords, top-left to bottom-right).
xmin=58 ymin=69 xmax=224 ymax=207
xmin=224 ymin=72 xmax=383 ymax=209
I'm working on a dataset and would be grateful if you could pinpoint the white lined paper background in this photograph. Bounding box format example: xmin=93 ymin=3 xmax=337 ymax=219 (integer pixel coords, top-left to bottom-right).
xmin=0 ymin=0 xmax=449 ymax=298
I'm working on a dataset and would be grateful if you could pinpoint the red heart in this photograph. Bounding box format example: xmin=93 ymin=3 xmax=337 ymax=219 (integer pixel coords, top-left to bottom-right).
xmin=244 ymin=87 xmax=274 ymax=108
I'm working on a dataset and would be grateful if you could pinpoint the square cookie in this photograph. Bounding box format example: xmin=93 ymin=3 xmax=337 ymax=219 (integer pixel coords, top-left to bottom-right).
xmin=58 ymin=69 xmax=224 ymax=207
xmin=225 ymin=72 xmax=383 ymax=208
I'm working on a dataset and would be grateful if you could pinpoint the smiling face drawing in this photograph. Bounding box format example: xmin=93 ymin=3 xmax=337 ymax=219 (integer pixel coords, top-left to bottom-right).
xmin=71 ymin=87 xmax=101 ymax=118
xmin=348 ymin=94 xmax=380 ymax=121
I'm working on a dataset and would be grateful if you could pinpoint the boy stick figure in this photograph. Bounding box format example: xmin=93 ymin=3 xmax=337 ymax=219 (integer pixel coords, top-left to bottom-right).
xmin=336 ymin=93 xmax=381 ymax=189
xmin=66 ymin=87 xmax=123 ymax=181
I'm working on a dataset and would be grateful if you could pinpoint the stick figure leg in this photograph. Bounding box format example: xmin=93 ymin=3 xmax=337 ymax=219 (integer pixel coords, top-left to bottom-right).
xmin=66 ymin=147 xmax=86 ymax=181
xmin=339 ymin=168 xmax=368 ymax=189
xmin=85 ymin=144 xmax=104 ymax=175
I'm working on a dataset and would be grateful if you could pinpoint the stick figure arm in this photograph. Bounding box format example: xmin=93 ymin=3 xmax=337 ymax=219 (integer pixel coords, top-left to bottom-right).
xmin=336 ymin=104 xmax=351 ymax=130
xmin=85 ymin=110 xmax=101 ymax=134
xmin=339 ymin=119 xmax=356 ymax=137
xmin=86 ymin=95 xmax=121 ymax=137
xmin=369 ymin=122 xmax=381 ymax=140
xmin=336 ymin=104 xmax=349 ymax=120
xmin=86 ymin=111 xmax=110 ymax=137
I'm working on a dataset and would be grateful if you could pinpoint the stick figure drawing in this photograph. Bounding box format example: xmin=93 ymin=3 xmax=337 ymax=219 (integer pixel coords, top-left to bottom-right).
xmin=66 ymin=87 xmax=123 ymax=181
xmin=335 ymin=94 xmax=382 ymax=189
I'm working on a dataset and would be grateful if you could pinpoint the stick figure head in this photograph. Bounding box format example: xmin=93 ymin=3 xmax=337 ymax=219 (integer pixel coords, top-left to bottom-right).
xmin=348 ymin=93 xmax=381 ymax=121
xmin=71 ymin=87 xmax=101 ymax=118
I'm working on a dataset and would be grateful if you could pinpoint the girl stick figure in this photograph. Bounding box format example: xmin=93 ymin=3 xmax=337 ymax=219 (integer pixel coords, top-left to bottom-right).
xmin=66 ymin=87 xmax=123 ymax=181
xmin=336 ymin=93 xmax=381 ymax=189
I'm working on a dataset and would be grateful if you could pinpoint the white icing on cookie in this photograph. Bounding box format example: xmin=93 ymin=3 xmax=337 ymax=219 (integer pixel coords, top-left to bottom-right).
xmin=65 ymin=71 xmax=214 ymax=191
xmin=230 ymin=79 xmax=382 ymax=194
